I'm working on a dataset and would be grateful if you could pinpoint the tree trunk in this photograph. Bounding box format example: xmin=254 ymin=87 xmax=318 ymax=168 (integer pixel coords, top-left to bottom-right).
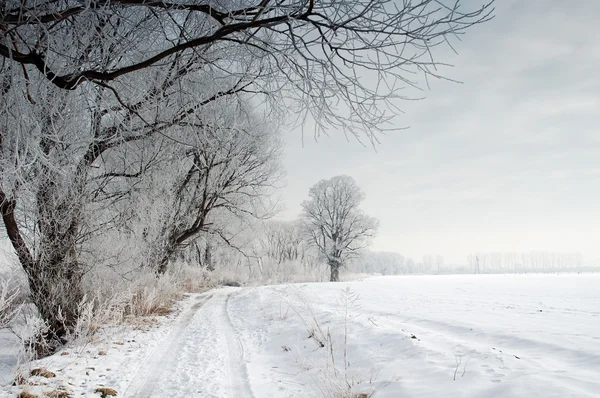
xmin=204 ymin=242 xmax=214 ymax=272
xmin=157 ymin=254 xmax=169 ymax=275
xmin=155 ymin=232 xmax=179 ymax=275
xmin=0 ymin=190 xmax=83 ymax=354
xmin=27 ymin=257 xmax=83 ymax=349
xmin=329 ymin=260 xmax=341 ymax=282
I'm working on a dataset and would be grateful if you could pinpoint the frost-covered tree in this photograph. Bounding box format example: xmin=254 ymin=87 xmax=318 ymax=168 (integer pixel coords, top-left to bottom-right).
xmin=1 ymin=0 xmax=494 ymax=139
xmin=144 ymin=103 xmax=284 ymax=274
xmin=0 ymin=52 xmax=262 ymax=346
xmin=0 ymin=82 xmax=98 ymax=346
xmin=250 ymin=219 xmax=322 ymax=280
xmin=260 ymin=220 xmax=307 ymax=264
xmin=301 ymin=175 xmax=378 ymax=282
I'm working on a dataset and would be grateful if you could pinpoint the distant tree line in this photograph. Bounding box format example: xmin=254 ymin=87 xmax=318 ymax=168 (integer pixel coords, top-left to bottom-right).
xmin=349 ymin=250 xmax=588 ymax=276
xmin=467 ymin=252 xmax=585 ymax=273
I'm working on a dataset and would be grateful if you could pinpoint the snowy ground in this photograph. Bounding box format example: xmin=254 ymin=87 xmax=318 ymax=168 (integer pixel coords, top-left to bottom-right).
xmin=2 ymin=274 xmax=599 ymax=397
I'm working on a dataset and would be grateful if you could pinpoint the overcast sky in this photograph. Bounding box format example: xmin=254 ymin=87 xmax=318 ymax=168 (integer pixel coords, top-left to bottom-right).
xmin=277 ymin=0 xmax=600 ymax=265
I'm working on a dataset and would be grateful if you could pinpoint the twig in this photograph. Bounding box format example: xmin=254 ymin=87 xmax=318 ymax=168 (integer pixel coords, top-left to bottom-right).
xmin=453 ymin=355 xmax=462 ymax=381
xmin=462 ymin=355 xmax=472 ymax=377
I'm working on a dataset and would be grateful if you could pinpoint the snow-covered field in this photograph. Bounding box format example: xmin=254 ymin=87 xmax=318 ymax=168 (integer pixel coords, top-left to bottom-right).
xmin=2 ymin=274 xmax=600 ymax=397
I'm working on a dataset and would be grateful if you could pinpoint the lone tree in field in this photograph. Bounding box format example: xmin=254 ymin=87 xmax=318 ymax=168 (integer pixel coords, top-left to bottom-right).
xmin=301 ymin=176 xmax=378 ymax=282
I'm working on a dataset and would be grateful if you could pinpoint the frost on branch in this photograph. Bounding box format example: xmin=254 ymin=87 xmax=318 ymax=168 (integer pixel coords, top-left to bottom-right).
xmin=1 ymin=0 xmax=494 ymax=139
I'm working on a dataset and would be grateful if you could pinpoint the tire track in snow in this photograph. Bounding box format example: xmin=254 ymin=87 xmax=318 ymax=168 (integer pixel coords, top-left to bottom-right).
xmin=223 ymin=291 xmax=255 ymax=398
xmin=123 ymin=289 xmax=255 ymax=398
xmin=123 ymin=292 xmax=214 ymax=398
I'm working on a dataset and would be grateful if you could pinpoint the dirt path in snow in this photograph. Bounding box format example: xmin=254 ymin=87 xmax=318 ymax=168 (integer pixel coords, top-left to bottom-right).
xmin=123 ymin=289 xmax=254 ymax=398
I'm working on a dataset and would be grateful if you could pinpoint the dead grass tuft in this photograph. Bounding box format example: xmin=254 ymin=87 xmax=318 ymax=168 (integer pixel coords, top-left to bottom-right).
xmin=150 ymin=305 xmax=173 ymax=316
xmin=13 ymin=374 xmax=26 ymax=385
xmin=94 ymin=387 xmax=117 ymax=397
xmin=30 ymin=368 xmax=56 ymax=378
xmin=18 ymin=392 xmax=38 ymax=398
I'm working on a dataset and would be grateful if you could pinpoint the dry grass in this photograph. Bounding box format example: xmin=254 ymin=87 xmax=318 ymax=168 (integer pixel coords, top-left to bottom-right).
xmin=0 ymin=277 xmax=22 ymax=328
xmin=94 ymin=387 xmax=118 ymax=397
xmin=30 ymin=368 xmax=56 ymax=378
xmin=18 ymin=392 xmax=38 ymax=398
xmin=124 ymin=274 xmax=183 ymax=317
xmin=44 ymin=390 xmax=71 ymax=398
xmin=13 ymin=373 xmax=26 ymax=385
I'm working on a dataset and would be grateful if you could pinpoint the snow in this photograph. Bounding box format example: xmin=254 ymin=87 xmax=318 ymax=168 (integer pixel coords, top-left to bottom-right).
xmin=0 ymin=292 xmax=209 ymax=397
xmin=2 ymin=274 xmax=600 ymax=397
xmin=228 ymin=274 xmax=600 ymax=397
xmin=0 ymin=331 xmax=19 ymax=387
xmin=125 ymin=290 xmax=252 ymax=397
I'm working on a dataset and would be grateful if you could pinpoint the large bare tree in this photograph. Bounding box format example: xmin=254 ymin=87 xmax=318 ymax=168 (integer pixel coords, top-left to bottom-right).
xmin=301 ymin=175 xmax=378 ymax=281
xmin=1 ymin=0 xmax=494 ymax=138
xmin=0 ymin=51 xmax=251 ymax=347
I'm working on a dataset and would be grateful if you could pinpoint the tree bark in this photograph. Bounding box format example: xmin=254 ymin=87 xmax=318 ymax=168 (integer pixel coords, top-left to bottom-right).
xmin=329 ymin=259 xmax=341 ymax=282
xmin=204 ymin=242 xmax=214 ymax=272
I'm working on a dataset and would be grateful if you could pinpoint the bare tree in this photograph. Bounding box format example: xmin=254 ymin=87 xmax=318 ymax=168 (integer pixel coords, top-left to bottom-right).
xmin=0 ymin=50 xmax=250 ymax=346
xmin=140 ymin=103 xmax=283 ymax=274
xmin=260 ymin=220 xmax=307 ymax=264
xmin=301 ymin=175 xmax=378 ymax=281
xmin=1 ymin=0 xmax=494 ymax=139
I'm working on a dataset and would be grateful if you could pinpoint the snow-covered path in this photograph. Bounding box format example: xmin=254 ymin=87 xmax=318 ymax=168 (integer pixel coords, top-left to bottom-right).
xmin=124 ymin=289 xmax=254 ymax=398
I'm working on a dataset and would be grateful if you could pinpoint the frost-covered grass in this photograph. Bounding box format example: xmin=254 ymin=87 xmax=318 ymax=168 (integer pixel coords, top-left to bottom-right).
xmin=0 ymin=278 xmax=21 ymax=330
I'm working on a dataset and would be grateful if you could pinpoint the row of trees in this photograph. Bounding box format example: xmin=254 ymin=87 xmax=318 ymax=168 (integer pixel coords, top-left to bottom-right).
xmin=350 ymin=252 xmax=441 ymax=275
xmin=467 ymin=252 xmax=585 ymax=273
xmin=352 ymin=251 xmax=587 ymax=275
xmin=1 ymin=0 xmax=494 ymax=347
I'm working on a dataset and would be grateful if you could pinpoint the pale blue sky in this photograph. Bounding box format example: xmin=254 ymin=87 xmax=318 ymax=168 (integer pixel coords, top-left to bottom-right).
xmin=277 ymin=0 xmax=600 ymax=264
